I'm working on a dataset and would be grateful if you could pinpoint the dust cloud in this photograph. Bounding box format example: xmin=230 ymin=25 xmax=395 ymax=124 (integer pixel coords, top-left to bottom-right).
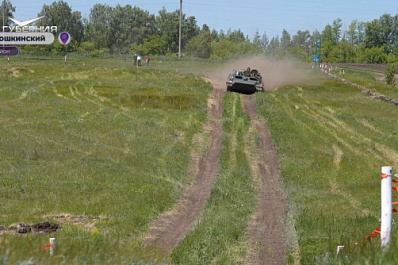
xmin=209 ymin=56 xmax=311 ymax=91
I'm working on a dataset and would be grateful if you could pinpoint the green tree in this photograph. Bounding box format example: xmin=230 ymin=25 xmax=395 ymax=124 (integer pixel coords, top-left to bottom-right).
xmin=322 ymin=24 xmax=333 ymax=43
xmin=110 ymin=5 xmax=154 ymax=53
xmin=253 ymin=31 xmax=268 ymax=53
xmin=385 ymin=63 xmax=396 ymax=85
xmin=327 ymin=40 xmax=355 ymax=63
xmin=218 ymin=29 xmax=226 ymax=41
xmin=51 ymin=38 xmax=78 ymax=53
xmin=347 ymin=20 xmax=358 ymax=45
xmin=186 ymin=26 xmax=211 ymax=58
xmin=357 ymin=47 xmax=387 ymax=63
xmin=365 ymin=19 xmax=382 ymax=48
xmin=280 ymin=29 xmax=291 ymax=54
xmin=260 ymin=32 xmax=269 ymax=53
xmin=85 ymin=4 xmax=113 ymax=49
xmin=289 ymin=46 xmax=308 ymax=61
xmin=0 ymin=0 xmax=15 ymax=30
xmin=38 ymin=1 xmax=84 ymax=43
xmin=292 ymin=30 xmax=311 ymax=56
xmin=210 ymin=29 xmax=219 ymax=41
xmin=210 ymin=39 xmax=236 ymax=59
xmin=253 ymin=30 xmax=261 ymax=48
xmin=183 ymin=16 xmax=200 ymax=46
xmin=321 ymin=25 xmax=335 ymax=61
xmin=237 ymin=40 xmax=262 ymax=55
xmin=156 ymin=7 xmax=180 ymax=53
xmin=356 ymin=21 xmax=366 ymax=45
xmin=226 ymin=29 xmax=245 ymax=43
xmin=332 ymin=18 xmax=343 ymax=44
xmin=134 ymin=35 xmax=167 ymax=55
xmin=379 ymin=14 xmax=394 ymax=53
xmin=78 ymin=41 xmax=95 ymax=54
xmin=266 ymin=36 xmax=280 ymax=57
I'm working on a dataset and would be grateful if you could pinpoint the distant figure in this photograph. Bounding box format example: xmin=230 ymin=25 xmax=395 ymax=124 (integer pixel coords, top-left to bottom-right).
xmin=145 ymin=56 xmax=150 ymax=67
xmin=137 ymin=55 xmax=142 ymax=67
xmin=244 ymin=67 xmax=251 ymax=76
xmin=133 ymin=54 xmax=137 ymax=66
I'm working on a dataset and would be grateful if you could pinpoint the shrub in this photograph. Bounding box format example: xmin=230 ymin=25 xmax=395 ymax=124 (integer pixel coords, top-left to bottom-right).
xmin=385 ymin=63 xmax=396 ymax=85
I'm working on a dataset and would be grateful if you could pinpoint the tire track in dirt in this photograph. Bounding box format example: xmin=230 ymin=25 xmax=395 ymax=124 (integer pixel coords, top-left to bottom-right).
xmin=240 ymin=94 xmax=288 ymax=265
xmin=143 ymin=80 xmax=224 ymax=253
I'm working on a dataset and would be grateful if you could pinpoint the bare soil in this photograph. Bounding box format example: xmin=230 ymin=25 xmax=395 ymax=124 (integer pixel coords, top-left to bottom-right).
xmin=0 ymin=222 xmax=60 ymax=235
xmin=45 ymin=214 xmax=104 ymax=230
xmin=241 ymin=94 xmax=288 ymax=265
xmin=0 ymin=214 xmax=105 ymax=236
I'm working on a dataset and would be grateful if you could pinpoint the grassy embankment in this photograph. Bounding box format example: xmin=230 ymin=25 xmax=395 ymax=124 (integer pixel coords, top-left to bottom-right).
xmin=335 ymin=65 xmax=398 ymax=100
xmin=0 ymin=57 xmax=211 ymax=263
xmin=257 ymin=70 xmax=398 ymax=264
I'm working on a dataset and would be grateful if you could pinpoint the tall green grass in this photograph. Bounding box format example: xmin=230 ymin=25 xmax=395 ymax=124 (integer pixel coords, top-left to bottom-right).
xmin=256 ymin=72 xmax=398 ymax=263
xmin=0 ymin=58 xmax=211 ymax=263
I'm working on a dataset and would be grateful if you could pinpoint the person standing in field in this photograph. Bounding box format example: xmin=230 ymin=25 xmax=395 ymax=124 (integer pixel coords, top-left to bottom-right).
xmin=137 ymin=55 xmax=142 ymax=67
xmin=145 ymin=56 xmax=150 ymax=67
xmin=133 ymin=54 xmax=137 ymax=66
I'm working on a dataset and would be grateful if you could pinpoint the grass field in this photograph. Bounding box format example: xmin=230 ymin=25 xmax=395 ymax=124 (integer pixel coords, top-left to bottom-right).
xmin=256 ymin=71 xmax=398 ymax=264
xmin=0 ymin=57 xmax=212 ymax=263
xmin=3 ymin=55 xmax=398 ymax=264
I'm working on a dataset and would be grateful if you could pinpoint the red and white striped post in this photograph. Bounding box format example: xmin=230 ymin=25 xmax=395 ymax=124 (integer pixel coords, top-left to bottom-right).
xmin=381 ymin=166 xmax=393 ymax=247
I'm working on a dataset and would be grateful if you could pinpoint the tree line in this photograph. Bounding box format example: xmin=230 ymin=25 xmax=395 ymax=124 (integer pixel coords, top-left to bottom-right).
xmin=1 ymin=0 xmax=398 ymax=63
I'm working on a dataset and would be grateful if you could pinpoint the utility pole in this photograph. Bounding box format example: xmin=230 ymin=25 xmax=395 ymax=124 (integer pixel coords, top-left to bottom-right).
xmin=2 ymin=0 xmax=5 ymax=47
xmin=2 ymin=0 xmax=5 ymax=30
xmin=178 ymin=0 xmax=182 ymax=57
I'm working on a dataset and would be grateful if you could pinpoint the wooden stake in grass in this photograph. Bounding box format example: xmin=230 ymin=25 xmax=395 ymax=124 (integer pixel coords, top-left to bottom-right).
xmin=381 ymin=166 xmax=393 ymax=248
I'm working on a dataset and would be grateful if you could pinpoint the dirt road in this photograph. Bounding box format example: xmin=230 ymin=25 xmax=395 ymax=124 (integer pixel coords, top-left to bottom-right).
xmin=241 ymin=94 xmax=288 ymax=265
xmin=144 ymin=75 xmax=288 ymax=264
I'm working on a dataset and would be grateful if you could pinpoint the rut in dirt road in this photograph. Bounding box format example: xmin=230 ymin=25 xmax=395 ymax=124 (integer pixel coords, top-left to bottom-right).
xmin=241 ymin=94 xmax=288 ymax=265
xmin=143 ymin=84 xmax=224 ymax=253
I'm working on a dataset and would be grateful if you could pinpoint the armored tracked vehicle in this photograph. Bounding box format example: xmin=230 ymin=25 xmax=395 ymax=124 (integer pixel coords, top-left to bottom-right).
xmin=226 ymin=67 xmax=264 ymax=94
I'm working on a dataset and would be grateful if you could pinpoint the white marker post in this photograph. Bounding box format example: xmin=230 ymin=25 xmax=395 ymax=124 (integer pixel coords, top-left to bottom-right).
xmin=381 ymin=166 xmax=393 ymax=248
xmin=49 ymin=238 xmax=55 ymax=256
xmin=336 ymin=245 xmax=344 ymax=255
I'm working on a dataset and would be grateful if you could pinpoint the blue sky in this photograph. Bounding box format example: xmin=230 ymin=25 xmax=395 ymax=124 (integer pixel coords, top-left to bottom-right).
xmin=9 ymin=0 xmax=398 ymax=40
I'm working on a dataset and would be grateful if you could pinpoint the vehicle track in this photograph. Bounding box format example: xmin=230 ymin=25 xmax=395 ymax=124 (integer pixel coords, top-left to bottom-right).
xmin=240 ymin=94 xmax=288 ymax=265
xmin=143 ymin=79 xmax=224 ymax=253
xmin=143 ymin=76 xmax=288 ymax=264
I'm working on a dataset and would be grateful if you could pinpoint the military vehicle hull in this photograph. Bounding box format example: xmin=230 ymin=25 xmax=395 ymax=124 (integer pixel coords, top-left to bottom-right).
xmin=226 ymin=68 xmax=264 ymax=94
